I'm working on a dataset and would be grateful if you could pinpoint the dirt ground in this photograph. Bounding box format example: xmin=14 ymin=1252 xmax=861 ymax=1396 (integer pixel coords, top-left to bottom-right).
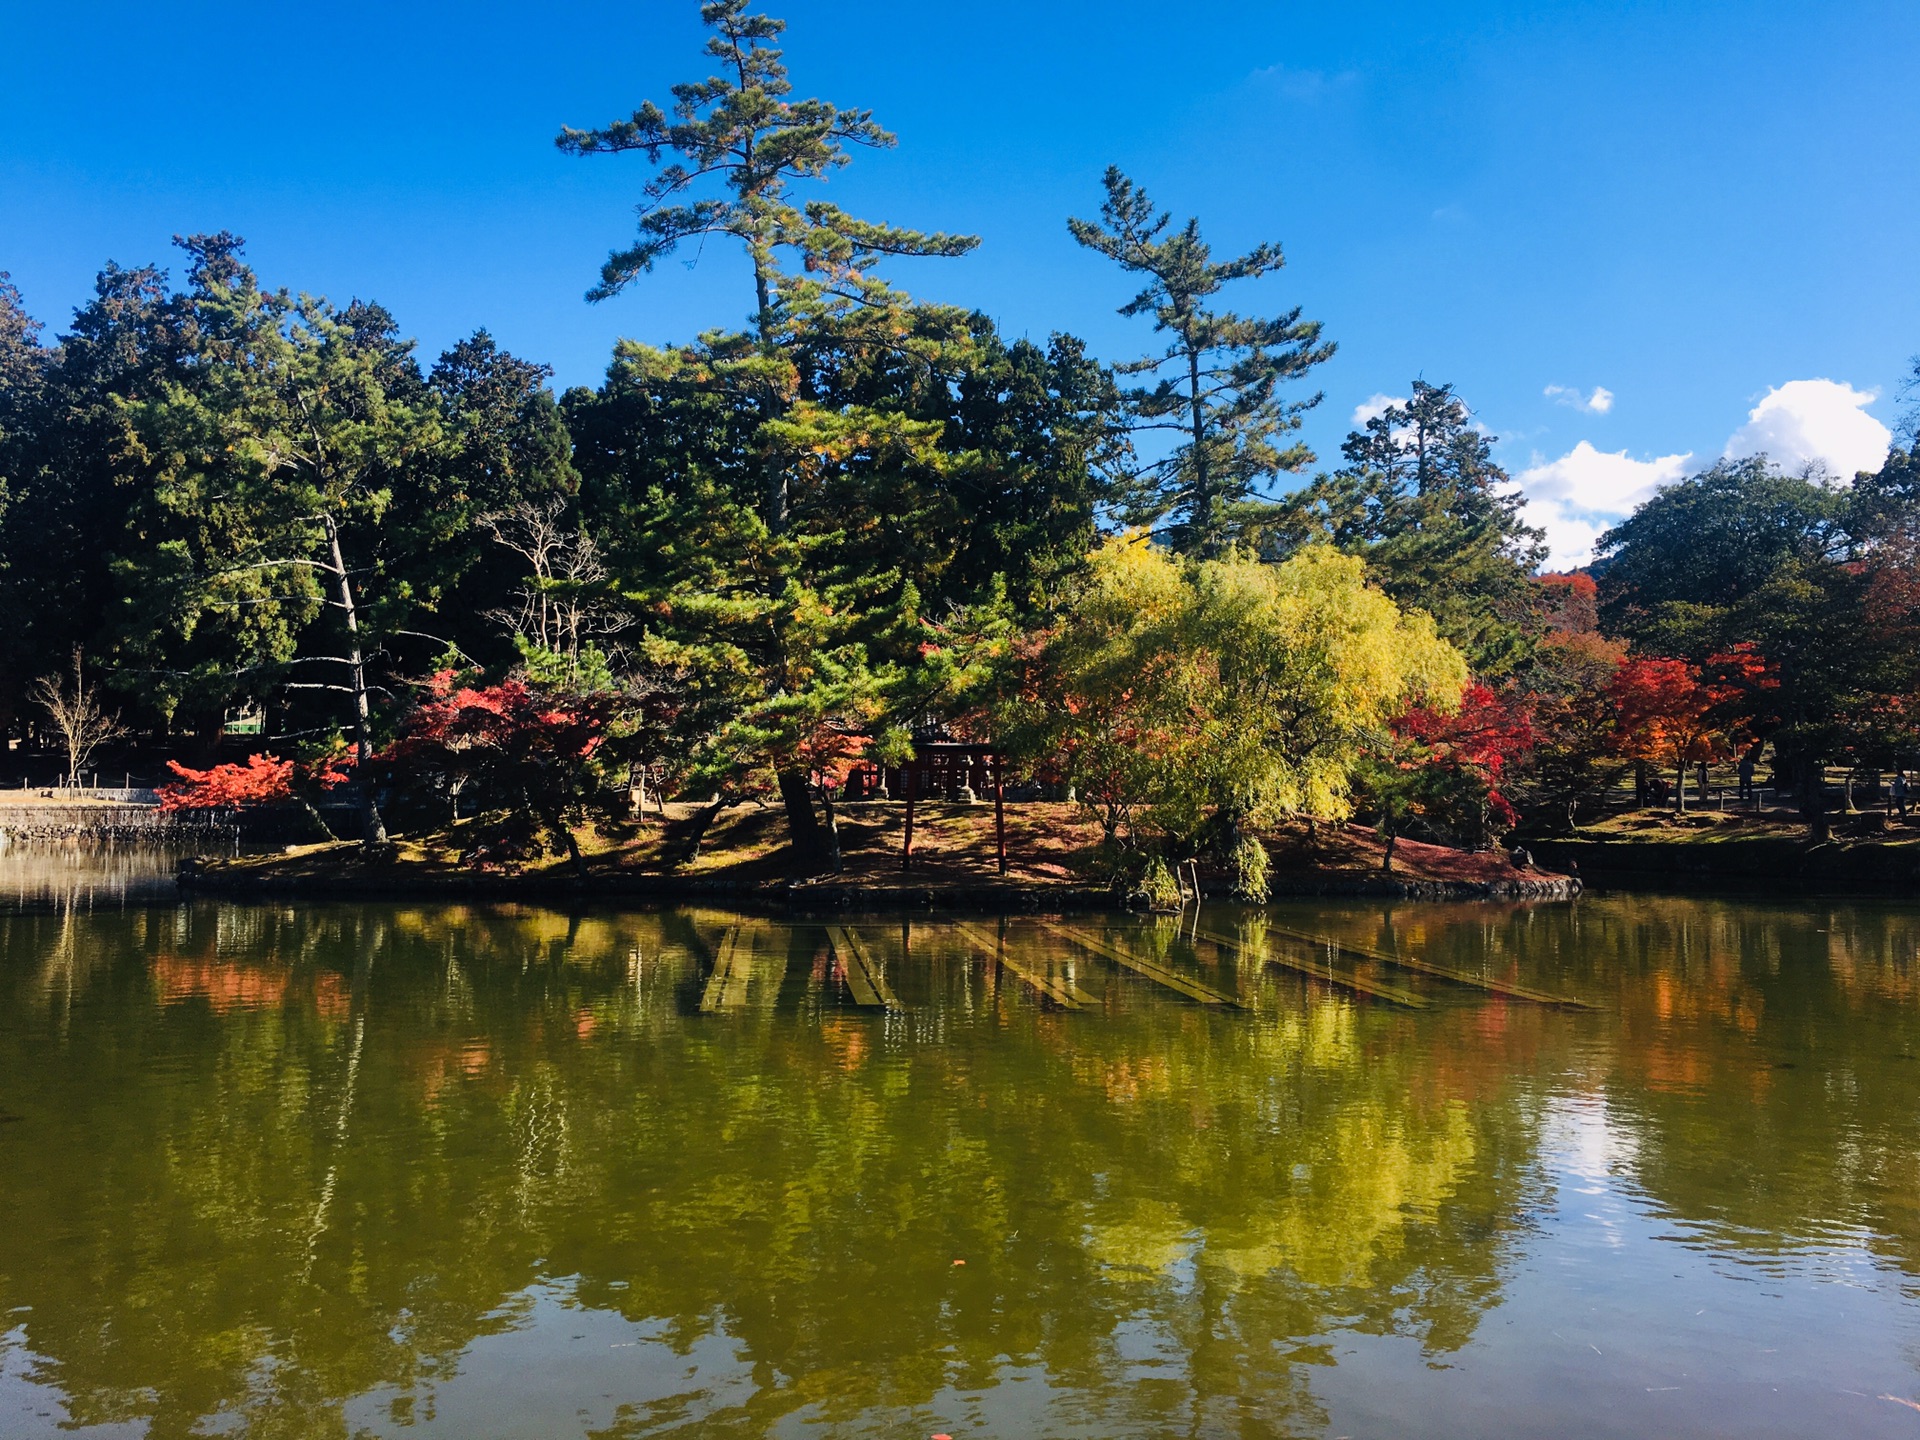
xmin=326 ymin=802 xmax=1555 ymax=887
xmin=222 ymin=799 xmax=1565 ymax=894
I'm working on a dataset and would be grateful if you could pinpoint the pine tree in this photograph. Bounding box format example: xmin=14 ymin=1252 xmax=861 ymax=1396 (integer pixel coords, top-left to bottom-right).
xmin=557 ymin=1 xmax=985 ymax=870
xmin=1286 ymin=381 xmax=1546 ymax=675
xmin=557 ymin=1 xmax=975 ymax=318
xmin=0 ymin=272 xmax=46 ymax=427
xmin=1068 ymin=167 xmax=1334 ymax=558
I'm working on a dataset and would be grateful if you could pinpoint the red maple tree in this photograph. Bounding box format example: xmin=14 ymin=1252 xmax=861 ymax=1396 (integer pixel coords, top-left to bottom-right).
xmin=1393 ymin=683 xmax=1536 ymax=837
xmin=158 ymin=753 xmax=348 ymax=812
xmin=382 ymin=672 xmax=615 ymax=871
xmin=1606 ymin=649 xmax=1770 ymax=811
xmin=1535 ymin=571 xmax=1600 ymax=634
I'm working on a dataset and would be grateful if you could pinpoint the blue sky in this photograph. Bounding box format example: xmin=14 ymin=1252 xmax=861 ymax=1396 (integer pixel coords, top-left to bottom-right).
xmin=4 ymin=0 xmax=1917 ymax=563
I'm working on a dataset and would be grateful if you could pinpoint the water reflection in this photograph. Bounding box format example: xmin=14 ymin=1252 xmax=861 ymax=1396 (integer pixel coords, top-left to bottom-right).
xmin=3 ymin=856 xmax=1920 ymax=1437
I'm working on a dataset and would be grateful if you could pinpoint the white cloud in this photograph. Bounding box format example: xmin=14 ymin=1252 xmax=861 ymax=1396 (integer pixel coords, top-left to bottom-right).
xmin=1521 ymin=441 xmax=1690 ymax=515
xmin=1515 ymin=442 xmax=1693 ymax=568
xmin=1351 ymin=393 xmax=1402 ymax=426
xmin=1724 ymin=379 xmax=1891 ymax=480
xmin=1545 ymin=384 xmax=1614 ymax=415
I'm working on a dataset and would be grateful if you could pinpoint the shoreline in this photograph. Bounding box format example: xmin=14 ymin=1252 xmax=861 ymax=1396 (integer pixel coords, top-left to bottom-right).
xmin=175 ymin=851 xmax=1582 ymax=911
xmin=1527 ymin=829 xmax=1920 ymax=897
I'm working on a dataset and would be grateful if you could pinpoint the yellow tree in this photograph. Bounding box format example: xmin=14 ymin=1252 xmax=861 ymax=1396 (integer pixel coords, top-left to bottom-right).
xmin=1010 ymin=537 xmax=1467 ymax=897
xmin=999 ymin=535 xmax=1196 ymax=846
xmin=1168 ymin=545 xmax=1466 ymax=893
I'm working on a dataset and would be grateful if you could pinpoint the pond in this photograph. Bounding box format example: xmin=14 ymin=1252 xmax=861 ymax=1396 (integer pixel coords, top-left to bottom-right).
xmin=5 ymin=847 xmax=1920 ymax=1438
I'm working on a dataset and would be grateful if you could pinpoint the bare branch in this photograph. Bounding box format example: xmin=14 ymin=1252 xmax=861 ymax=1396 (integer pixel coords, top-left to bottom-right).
xmin=30 ymin=650 xmax=127 ymax=785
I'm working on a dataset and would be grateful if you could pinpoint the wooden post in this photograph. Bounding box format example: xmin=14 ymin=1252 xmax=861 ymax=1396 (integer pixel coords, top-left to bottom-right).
xmin=901 ymin=761 xmax=916 ymax=872
xmin=993 ymin=751 xmax=1008 ymax=876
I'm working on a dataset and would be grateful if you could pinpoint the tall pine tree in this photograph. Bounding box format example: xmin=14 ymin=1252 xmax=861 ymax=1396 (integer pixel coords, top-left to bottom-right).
xmin=557 ymin=0 xmax=986 ymax=869
xmin=1068 ymin=167 xmax=1334 ymax=558
xmin=1284 ymin=381 xmax=1546 ymax=675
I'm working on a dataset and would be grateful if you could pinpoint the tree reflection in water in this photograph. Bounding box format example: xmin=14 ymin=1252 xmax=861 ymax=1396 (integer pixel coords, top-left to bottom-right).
xmin=4 ymin=874 xmax=1920 ymax=1437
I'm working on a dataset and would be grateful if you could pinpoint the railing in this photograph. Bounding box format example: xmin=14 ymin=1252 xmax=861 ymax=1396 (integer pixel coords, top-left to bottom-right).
xmin=1 ymin=784 xmax=162 ymax=805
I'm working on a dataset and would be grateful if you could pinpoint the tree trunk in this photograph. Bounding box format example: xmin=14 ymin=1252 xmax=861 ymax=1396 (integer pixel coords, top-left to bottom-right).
xmin=751 ymin=256 xmax=790 ymax=534
xmin=323 ymin=514 xmax=388 ymax=849
xmin=193 ymin=714 xmax=227 ymax=767
xmin=298 ymin=797 xmax=337 ymax=843
xmin=1634 ymin=761 xmax=1648 ymax=808
xmin=815 ymin=776 xmax=844 ymax=874
xmin=676 ymin=795 xmax=728 ymax=865
xmin=1801 ymin=756 xmax=1829 ymax=843
xmin=1675 ymin=759 xmax=1686 ymax=814
xmin=777 ymin=766 xmax=828 ymax=873
xmin=1187 ymin=342 xmax=1212 ymax=556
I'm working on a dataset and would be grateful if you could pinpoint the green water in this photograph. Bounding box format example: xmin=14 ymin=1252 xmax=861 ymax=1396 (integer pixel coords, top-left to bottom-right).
xmin=6 ymin=850 xmax=1920 ymax=1438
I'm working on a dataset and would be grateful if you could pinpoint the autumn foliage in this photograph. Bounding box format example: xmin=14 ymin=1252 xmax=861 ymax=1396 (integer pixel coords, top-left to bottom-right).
xmin=1604 ymin=645 xmax=1774 ymax=808
xmin=389 ymin=674 xmax=607 ymax=765
xmin=158 ymin=753 xmax=347 ymax=812
xmin=1608 ymin=651 xmax=1766 ymax=765
xmin=382 ymin=672 xmax=617 ymax=869
xmin=1394 ymin=683 xmax=1535 ymax=831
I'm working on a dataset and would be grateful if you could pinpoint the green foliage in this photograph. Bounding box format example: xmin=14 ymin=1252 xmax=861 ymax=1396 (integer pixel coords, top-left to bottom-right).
xmin=1069 ymin=167 xmax=1334 ymax=559
xmin=1006 ymin=536 xmax=1468 ymax=856
xmin=556 ymin=0 xmax=975 ymax=346
xmin=515 ymin=636 xmax=618 ymax=696
xmin=392 ymin=332 xmax=579 ymax=667
xmin=0 ymin=237 xmax=575 ymax=793
xmin=0 ymin=261 xmax=173 ymax=729
xmin=1230 ymin=831 xmax=1272 ymax=902
xmin=1594 ymin=456 xmax=1869 ymax=773
xmin=1282 ymin=381 xmax=1547 ymax=676
xmin=998 ymin=534 xmax=1190 ymax=843
xmin=1595 ymin=456 xmax=1849 ymax=654
xmin=1135 ymin=853 xmax=1185 ymax=912
xmin=3 ymin=0 xmax=1913 ymax=873
xmin=1170 ymin=544 xmax=1468 ymax=834
xmin=554 ymin=3 xmax=1108 ymax=870
xmin=109 ymin=236 xmax=440 ymax=727
xmin=0 ymin=272 xmax=46 ymax=500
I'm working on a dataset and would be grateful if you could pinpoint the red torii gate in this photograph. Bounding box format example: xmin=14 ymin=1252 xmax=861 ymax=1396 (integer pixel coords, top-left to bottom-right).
xmin=849 ymin=742 xmax=1009 ymax=876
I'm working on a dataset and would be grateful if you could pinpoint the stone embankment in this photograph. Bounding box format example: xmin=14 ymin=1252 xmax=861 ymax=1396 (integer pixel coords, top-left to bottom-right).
xmin=1528 ymin=829 xmax=1920 ymax=894
xmin=1268 ymin=872 xmax=1581 ymax=901
xmin=0 ymin=793 xmax=237 ymax=843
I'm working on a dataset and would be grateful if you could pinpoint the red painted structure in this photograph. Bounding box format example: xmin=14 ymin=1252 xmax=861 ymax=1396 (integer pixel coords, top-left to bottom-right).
xmin=844 ymin=743 xmax=1007 ymax=876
